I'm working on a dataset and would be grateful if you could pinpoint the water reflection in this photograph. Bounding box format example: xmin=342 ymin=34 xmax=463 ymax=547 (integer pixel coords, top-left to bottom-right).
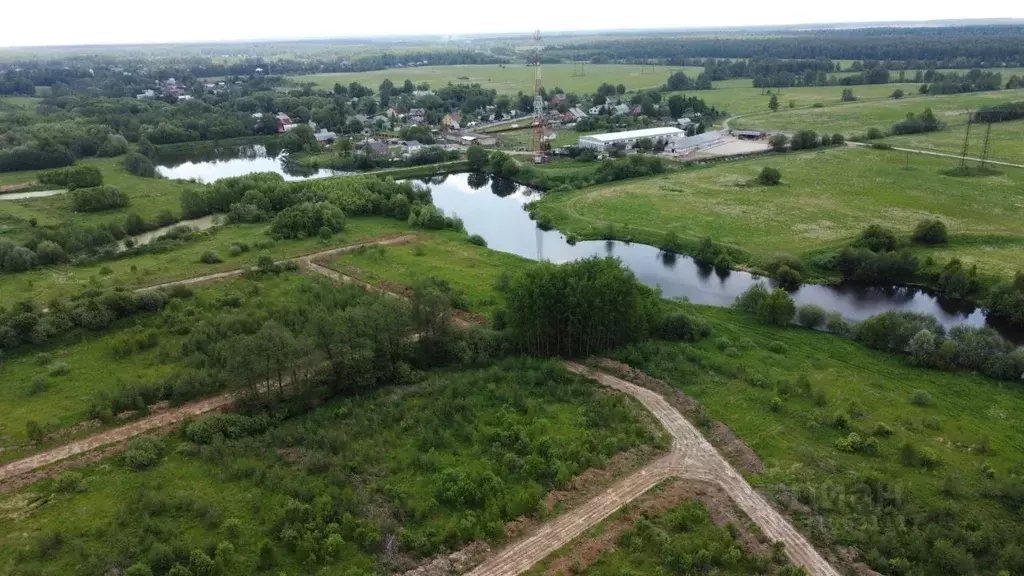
xmin=156 ymin=144 xmax=349 ymax=183
xmin=419 ymin=173 xmax=1017 ymax=341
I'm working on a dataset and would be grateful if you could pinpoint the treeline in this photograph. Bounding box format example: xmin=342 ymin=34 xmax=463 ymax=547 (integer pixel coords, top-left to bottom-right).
xmin=925 ymin=69 xmax=1003 ymax=94
xmin=974 ymin=101 xmax=1024 ymax=122
xmin=542 ymin=26 xmax=1024 ymax=63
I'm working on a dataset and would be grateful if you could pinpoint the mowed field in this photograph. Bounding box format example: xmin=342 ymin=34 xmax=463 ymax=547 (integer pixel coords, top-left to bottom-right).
xmin=731 ymin=88 xmax=1024 ymax=138
xmin=883 ymin=119 xmax=1024 ymax=166
xmin=686 ymin=80 xmax=927 ymax=116
xmin=0 ymin=95 xmax=40 ymax=117
xmin=529 ymin=146 xmax=1024 ymax=276
xmin=291 ymin=64 xmax=703 ymax=96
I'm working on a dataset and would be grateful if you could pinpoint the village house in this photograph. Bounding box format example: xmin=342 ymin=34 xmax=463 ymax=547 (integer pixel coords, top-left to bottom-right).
xmin=363 ymin=140 xmax=389 ymax=155
xmin=314 ymin=129 xmax=338 ymax=145
xmin=442 ymin=112 xmax=461 ymax=130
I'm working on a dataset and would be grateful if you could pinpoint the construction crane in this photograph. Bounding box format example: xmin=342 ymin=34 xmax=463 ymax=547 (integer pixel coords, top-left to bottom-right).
xmin=531 ymin=29 xmax=548 ymax=164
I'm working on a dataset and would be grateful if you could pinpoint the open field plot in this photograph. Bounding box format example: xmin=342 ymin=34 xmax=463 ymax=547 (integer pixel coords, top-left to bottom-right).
xmin=0 ymin=96 xmax=39 ymax=117
xmin=290 ymin=64 xmax=701 ymax=96
xmin=731 ymin=88 xmax=1024 ymax=136
xmin=882 ymin=118 xmax=1024 ymax=166
xmin=494 ymin=127 xmax=597 ymax=150
xmin=529 ymin=147 xmax=1024 ymax=277
xmin=0 ymin=359 xmax=662 ymax=575
xmin=325 ymin=230 xmax=533 ymax=319
xmin=0 ymin=271 xmax=312 ymax=453
xmin=691 ymin=80 xmax=926 ymax=116
xmin=0 ymin=157 xmax=194 ymax=242
xmin=0 ymin=216 xmax=412 ymax=309
xmin=612 ymin=305 xmax=1024 ymax=574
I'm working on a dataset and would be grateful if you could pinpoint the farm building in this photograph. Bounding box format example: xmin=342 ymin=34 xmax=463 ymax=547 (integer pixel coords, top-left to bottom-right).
xmin=666 ymin=131 xmax=724 ymax=154
xmin=577 ymin=127 xmax=684 ymax=152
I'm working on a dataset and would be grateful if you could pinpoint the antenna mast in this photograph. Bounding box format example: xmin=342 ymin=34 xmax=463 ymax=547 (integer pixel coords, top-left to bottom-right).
xmin=531 ymin=29 xmax=547 ymax=160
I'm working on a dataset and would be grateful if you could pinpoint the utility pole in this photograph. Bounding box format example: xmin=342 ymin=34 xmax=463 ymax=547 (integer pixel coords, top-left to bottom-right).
xmin=531 ymin=30 xmax=546 ymax=161
xmin=959 ymin=111 xmax=973 ymax=169
xmin=980 ymin=122 xmax=992 ymax=169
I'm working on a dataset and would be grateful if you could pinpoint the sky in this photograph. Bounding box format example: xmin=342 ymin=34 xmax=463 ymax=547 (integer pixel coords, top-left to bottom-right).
xmin=2 ymin=0 xmax=1022 ymax=48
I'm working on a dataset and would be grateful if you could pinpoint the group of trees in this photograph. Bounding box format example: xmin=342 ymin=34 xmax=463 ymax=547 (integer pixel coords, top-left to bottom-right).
xmin=768 ymin=130 xmax=845 ymax=152
xmin=974 ymin=101 xmax=1024 ymax=123
xmin=889 ymin=108 xmax=943 ymax=135
xmin=663 ymin=71 xmax=713 ymax=91
xmin=69 ymin=186 xmax=130 ymax=212
xmin=38 ymin=165 xmax=103 ymax=190
xmin=925 ymin=69 xmax=1004 ymax=94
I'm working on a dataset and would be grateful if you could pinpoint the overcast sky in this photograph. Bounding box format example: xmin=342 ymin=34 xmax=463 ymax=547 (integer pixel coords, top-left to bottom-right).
xmin=2 ymin=0 xmax=1022 ymax=48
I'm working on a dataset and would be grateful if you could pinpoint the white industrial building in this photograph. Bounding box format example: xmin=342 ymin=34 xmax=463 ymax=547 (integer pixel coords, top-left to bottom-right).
xmin=577 ymin=127 xmax=683 ymax=151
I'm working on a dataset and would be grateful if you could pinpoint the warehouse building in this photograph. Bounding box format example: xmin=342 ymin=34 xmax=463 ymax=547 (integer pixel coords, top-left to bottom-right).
xmin=577 ymin=127 xmax=684 ymax=152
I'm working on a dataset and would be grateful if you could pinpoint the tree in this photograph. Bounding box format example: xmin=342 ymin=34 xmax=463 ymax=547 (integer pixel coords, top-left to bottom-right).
xmin=281 ymin=124 xmax=318 ymax=154
xmin=403 ymin=79 xmax=415 ymax=93
xmin=892 ymin=89 xmax=905 ymax=99
xmin=137 ymin=136 xmax=156 ymax=159
xmin=616 ymin=83 xmax=626 ymax=94
xmin=768 ymin=134 xmax=789 ymax=152
xmin=667 ymin=94 xmax=685 ymax=119
xmin=466 ymin=145 xmax=489 ymax=172
xmin=757 ymin=289 xmax=796 ymax=326
xmin=758 ymin=167 xmax=782 ymax=185
xmin=768 ymin=93 xmax=779 ymax=111
xmin=912 ymin=219 xmax=948 ymax=245
xmin=797 ymin=304 xmax=826 ymax=328
xmin=123 ymin=152 xmax=156 ymax=177
xmin=841 ymin=88 xmax=857 ymax=102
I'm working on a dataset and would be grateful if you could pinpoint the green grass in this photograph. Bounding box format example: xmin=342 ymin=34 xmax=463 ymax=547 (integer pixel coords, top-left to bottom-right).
xmin=690 ymin=80 xmax=926 ymax=116
xmin=0 ymin=271 xmax=311 ymax=453
xmin=326 ymin=230 xmax=534 ymax=318
xmin=0 ymin=96 xmax=39 ymax=117
xmin=495 ymin=127 xmax=598 ymax=150
xmin=0 ymin=216 xmax=412 ymax=309
xmin=611 ymin=305 xmax=1024 ymax=574
xmin=0 ymin=157 xmax=195 ymax=242
xmin=881 ymin=119 xmax=1024 ymax=166
xmin=0 ymin=359 xmax=662 ymax=575
xmin=731 ymin=88 xmax=1024 ymax=137
xmin=290 ymin=64 xmax=701 ymax=96
xmin=528 ymin=146 xmax=1024 ymax=277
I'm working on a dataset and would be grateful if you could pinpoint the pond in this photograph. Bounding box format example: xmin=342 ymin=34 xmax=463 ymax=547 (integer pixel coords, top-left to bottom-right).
xmin=421 ymin=173 xmax=1019 ymax=341
xmin=155 ymin=143 xmax=348 ymax=183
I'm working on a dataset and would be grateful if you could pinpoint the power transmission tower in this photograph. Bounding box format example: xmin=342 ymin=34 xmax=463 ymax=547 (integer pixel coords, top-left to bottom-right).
xmin=959 ymin=111 xmax=973 ymax=169
xmin=979 ymin=122 xmax=992 ymax=169
xmin=531 ymin=30 xmax=547 ymax=160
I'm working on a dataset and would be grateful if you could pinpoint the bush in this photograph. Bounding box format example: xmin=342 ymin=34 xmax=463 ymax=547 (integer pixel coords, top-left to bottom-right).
xmin=872 ymin=422 xmax=893 ymax=437
xmin=797 ymin=304 xmax=827 ymax=329
xmin=656 ymin=312 xmax=712 ymax=341
xmin=2 ymin=245 xmax=37 ymax=272
xmin=70 ymin=186 xmax=129 ymax=212
xmin=53 ymin=471 xmax=86 ymax=493
xmin=892 ymin=89 xmax=905 ymax=99
xmin=34 ymin=240 xmax=67 ymax=265
xmin=767 ymin=341 xmax=788 ymax=354
xmin=660 ymin=230 xmax=683 ymax=253
xmin=123 ymin=152 xmax=156 ymax=177
xmin=856 ymin=311 xmax=944 ymax=353
xmin=910 ymin=389 xmax=932 ymax=406
xmin=199 ymin=250 xmax=223 ymax=264
xmin=773 ymin=265 xmax=802 ymax=289
xmin=123 ymin=435 xmax=163 ymax=470
xmin=912 ymin=219 xmax=948 ymax=245
xmin=831 ymin=133 xmax=845 ymax=145
xmin=38 ymin=165 xmax=103 ymax=190
xmin=768 ymin=134 xmax=789 ymax=151
xmin=468 ymin=234 xmax=487 ymax=247
xmin=866 ymin=127 xmax=884 ymax=140
xmin=733 ymin=284 xmax=770 ymax=314
xmin=757 ymin=167 xmax=782 ymax=185
xmin=47 ymin=361 xmax=70 ymax=376
xmin=756 ymin=289 xmax=796 ymax=326
xmin=855 ymin=224 xmax=899 ymax=252
xmin=271 ymin=202 xmax=345 ymax=239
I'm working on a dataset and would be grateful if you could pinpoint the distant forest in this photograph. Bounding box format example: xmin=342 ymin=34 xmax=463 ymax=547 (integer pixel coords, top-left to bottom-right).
xmin=543 ymin=26 xmax=1024 ymax=66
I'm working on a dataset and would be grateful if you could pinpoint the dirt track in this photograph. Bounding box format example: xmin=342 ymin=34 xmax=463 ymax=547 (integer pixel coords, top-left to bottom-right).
xmin=466 ymin=363 xmax=839 ymax=576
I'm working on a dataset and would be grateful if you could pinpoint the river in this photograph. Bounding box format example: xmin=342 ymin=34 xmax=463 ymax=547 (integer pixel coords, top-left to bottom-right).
xmin=422 ymin=173 xmax=1018 ymax=340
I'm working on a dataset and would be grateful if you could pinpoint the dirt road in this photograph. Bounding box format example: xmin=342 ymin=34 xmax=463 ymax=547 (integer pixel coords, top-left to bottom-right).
xmin=466 ymin=363 xmax=839 ymax=576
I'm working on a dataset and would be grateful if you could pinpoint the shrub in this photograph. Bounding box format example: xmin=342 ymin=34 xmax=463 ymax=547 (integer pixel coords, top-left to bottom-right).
xmin=856 ymin=311 xmax=944 ymax=353
xmin=47 ymin=361 xmax=70 ymax=376
xmin=38 ymin=165 xmax=103 ymax=190
xmin=468 ymin=234 xmax=487 ymax=247
xmin=796 ymin=304 xmax=826 ymax=329
xmin=271 ymin=202 xmax=345 ymax=239
xmin=656 ymin=312 xmax=712 ymax=341
xmin=3 ymin=245 xmax=38 ymax=272
xmin=831 ymin=133 xmax=845 ymax=145
xmin=855 ymin=224 xmax=898 ymax=252
xmin=29 ymin=375 xmax=49 ymax=395
xmin=912 ymin=219 xmax=948 ymax=245
xmin=773 ymin=265 xmax=802 ymax=289
xmin=866 ymin=127 xmax=884 ymax=140
xmin=758 ymin=167 xmax=782 ymax=185
xmin=53 ymin=471 xmax=86 ymax=493
xmin=124 ymin=563 xmax=153 ymax=576
xmin=769 ymin=396 xmax=783 ymax=412
xmin=910 ymin=389 xmax=932 ymax=406
xmin=229 ymin=245 xmax=243 ymax=257
xmin=734 ymin=284 xmax=770 ymax=313
xmin=892 ymin=89 xmax=905 ymax=99
xmin=97 ymin=134 xmax=130 ymax=158
xmin=660 ymin=230 xmax=683 ymax=252
xmin=70 ymin=186 xmax=129 ymax=212
xmin=768 ymin=134 xmax=789 ymax=151
xmin=123 ymin=436 xmax=163 ymax=470
xmin=199 ymin=250 xmax=222 ymax=264
xmin=123 ymin=152 xmax=156 ymax=177
xmin=872 ymin=422 xmax=893 ymax=437
xmin=767 ymin=341 xmax=788 ymax=354
xmin=34 ymin=240 xmax=67 ymax=265
xmin=756 ymin=289 xmax=796 ymax=326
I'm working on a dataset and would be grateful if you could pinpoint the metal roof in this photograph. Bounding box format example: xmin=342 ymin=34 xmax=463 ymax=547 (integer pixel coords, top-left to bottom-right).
xmin=580 ymin=127 xmax=683 ymax=143
xmin=669 ymin=131 xmax=723 ymax=148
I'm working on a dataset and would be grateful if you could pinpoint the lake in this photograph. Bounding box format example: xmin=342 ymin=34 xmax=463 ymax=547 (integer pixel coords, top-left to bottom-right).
xmin=155 ymin=144 xmax=348 ymax=183
xmin=422 ymin=173 xmax=1018 ymax=340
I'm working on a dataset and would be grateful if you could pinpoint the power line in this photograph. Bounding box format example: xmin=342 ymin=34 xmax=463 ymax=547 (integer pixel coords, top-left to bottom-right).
xmin=959 ymin=110 xmax=973 ymax=169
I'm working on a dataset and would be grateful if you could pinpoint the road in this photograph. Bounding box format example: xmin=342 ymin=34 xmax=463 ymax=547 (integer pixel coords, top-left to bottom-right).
xmin=0 ymin=248 xmax=838 ymax=575
xmin=465 ymin=363 xmax=839 ymax=576
xmin=847 ymin=141 xmax=1024 ymax=169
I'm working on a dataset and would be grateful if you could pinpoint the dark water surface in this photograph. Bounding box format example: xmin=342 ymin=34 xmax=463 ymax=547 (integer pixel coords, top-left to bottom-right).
xmin=156 ymin=144 xmax=347 ymax=183
xmin=422 ymin=173 xmax=1018 ymax=341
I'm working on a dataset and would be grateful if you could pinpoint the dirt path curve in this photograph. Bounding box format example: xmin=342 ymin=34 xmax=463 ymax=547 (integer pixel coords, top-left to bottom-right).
xmin=135 ymin=234 xmax=420 ymax=293
xmin=466 ymin=363 xmax=839 ymax=576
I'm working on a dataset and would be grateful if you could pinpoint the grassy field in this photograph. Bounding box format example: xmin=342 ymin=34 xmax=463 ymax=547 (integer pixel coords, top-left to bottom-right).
xmin=688 ymin=80 xmax=927 ymax=117
xmin=0 ymin=359 xmax=661 ymax=575
xmin=882 ymin=119 xmax=1024 ymax=166
xmin=290 ymin=64 xmax=702 ymax=96
xmin=493 ymin=127 xmax=597 ymax=150
xmin=0 ymin=157 xmax=195 ymax=242
xmin=611 ymin=305 xmax=1024 ymax=574
xmin=0 ymin=216 xmax=412 ymax=309
xmin=528 ymin=146 xmax=1024 ymax=277
xmin=0 ymin=95 xmax=39 ymax=117
xmin=295 ymin=223 xmax=1024 ymax=573
xmin=731 ymin=88 xmax=1024 ymax=139
xmin=326 ymin=230 xmax=533 ymax=319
